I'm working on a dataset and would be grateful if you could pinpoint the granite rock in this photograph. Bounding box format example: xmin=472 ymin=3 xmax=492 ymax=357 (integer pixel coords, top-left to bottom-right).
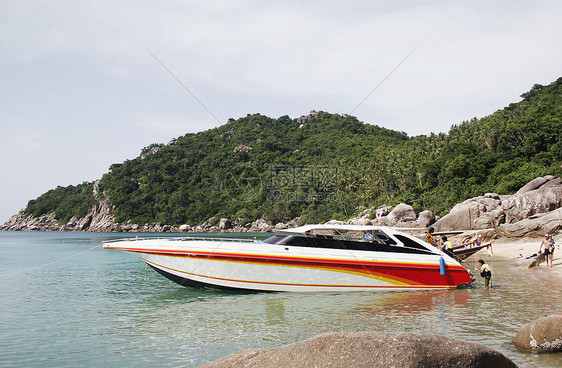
xmin=201 ymin=331 xmax=518 ymax=368
xmin=513 ymin=315 xmax=562 ymax=353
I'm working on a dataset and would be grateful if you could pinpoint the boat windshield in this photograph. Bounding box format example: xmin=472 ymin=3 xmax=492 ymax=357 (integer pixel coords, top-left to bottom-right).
xmin=263 ymin=230 xmax=433 ymax=255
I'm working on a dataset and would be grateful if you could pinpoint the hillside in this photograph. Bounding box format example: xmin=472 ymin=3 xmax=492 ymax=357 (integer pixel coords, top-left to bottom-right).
xmin=14 ymin=77 xmax=562 ymax=229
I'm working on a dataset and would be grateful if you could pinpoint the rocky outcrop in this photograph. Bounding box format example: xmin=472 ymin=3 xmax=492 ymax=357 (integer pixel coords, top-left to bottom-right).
xmin=512 ymin=315 xmax=562 ymax=353
xmin=0 ymin=211 xmax=62 ymax=231
xmin=347 ymin=208 xmax=373 ymax=225
xmin=432 ymin=193 xmax=504 ymax=231
xmin=201 ymin=331 xmax=517 ymax=368
xmin=433 ymin=176 xmax=562 ymax=237
xmin=233 ymin=145 xmax=253 ymax=153
xmin=86 ymin=181 xmax=118 ymax=231
xmin=2 ymin=181 xmax=120 ymax=232
xmin=140 ymin=145 xmax=161 ymax=159
xmin=296 ymin=110 xmax=319 ymax=128
xmin=248 ymin=219 xmax=274 ymax=232
xmin=497 ymin=208 xmax=562 ymax=238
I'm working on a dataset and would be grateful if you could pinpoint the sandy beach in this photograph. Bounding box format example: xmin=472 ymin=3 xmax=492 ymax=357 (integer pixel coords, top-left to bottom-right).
xmin=473 ymin=234 xmax=562 ymax=279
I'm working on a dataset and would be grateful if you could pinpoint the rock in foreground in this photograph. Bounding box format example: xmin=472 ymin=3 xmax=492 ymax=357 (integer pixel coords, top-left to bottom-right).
xmin=512 ymin=315 xmax=562 ymax=353
xmin=200 ymin=332 xmax=517 ymax=368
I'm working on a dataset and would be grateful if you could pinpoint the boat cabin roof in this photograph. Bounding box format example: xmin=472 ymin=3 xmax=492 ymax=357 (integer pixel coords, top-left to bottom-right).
xmin=277 ymin=224 xmax=396 ymax=236
xmin=276 ymin=224 xmax=413 ymax=245
xmin=270 ymin=224 xmax=439 ymax=255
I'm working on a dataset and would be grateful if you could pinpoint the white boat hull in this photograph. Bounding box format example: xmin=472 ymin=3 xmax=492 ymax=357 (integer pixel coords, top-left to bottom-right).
xmin=104 ymin=236 xmax=472 ymax=292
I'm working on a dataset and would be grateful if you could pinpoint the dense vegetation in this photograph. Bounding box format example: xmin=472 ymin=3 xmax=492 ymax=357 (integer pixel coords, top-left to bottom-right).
xmin=25 ymin=77 xmax=562 ymax=225
xmin=26 ymin=184 xmax=97 ymax=224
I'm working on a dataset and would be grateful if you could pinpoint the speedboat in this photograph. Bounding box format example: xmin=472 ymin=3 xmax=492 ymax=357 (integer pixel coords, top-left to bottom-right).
xmin=103 ymin=224 xmax=473 ymax=292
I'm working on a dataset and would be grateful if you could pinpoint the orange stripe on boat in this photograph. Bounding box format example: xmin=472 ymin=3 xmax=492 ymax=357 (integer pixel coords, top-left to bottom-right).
xmin=146 ymin=260 xmax=456 ymax=289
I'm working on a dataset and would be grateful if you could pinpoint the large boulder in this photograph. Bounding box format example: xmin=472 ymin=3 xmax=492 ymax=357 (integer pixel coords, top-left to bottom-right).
xmin=433 ymin=193 xmax=502 ymax=232
xmin=219 ymin=218 xmax=232 ymax=230
xmin=512 ymin=315 xmax=562 ymax=353
xmin=348 ymin=217 xmax=373 ymax=226
xmin=179 ymin=224 xmax=191 ymax=232
xmin=515 ymin=175 xmax=556 ymax=195
xmin=274 ymin=222 xmax=288 ymax=229
xmin=201 ymin=332 xmax=517 ymax=368
xmin=387 ymin=203 xmax=416 ymax=225
xmin=417 ymin=210 xmax=436 ymax=228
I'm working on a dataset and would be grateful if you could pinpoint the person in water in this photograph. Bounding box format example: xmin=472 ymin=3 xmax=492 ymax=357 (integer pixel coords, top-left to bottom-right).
xmin=539 ymin=234 xmax=557 ymax=267
xmin=478 ymin=259 xmax=492 ymax=288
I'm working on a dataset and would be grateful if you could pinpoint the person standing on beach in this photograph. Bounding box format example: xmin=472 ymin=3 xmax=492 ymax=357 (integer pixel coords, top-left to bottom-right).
xmin=539 ymin=234 xmax=557 ymax=267
xmin=478 ymin=259 xmax=492 ymax=288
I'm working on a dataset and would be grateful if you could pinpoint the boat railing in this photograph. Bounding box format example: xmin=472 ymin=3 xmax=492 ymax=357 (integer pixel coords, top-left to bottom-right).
xmin=102 ymin=236 xmax=257 ymax=244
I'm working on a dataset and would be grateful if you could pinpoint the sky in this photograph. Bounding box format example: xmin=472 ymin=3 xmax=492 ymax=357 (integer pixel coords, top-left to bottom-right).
xmin=1 ymin=0 xmax=561 ymax=223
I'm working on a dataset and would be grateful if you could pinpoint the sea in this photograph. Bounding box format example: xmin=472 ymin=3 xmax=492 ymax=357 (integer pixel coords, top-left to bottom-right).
xmin=0 ymin=231 xmax=560 ymax=368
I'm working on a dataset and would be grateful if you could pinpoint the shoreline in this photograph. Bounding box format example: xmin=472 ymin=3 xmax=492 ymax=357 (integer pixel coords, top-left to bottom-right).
xmin=475 ymin=235 xmax=562 ymax=278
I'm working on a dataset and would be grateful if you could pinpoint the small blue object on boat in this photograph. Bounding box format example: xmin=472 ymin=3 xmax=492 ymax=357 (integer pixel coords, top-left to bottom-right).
xmin=439 ymin=257 xmax=446 ymax=275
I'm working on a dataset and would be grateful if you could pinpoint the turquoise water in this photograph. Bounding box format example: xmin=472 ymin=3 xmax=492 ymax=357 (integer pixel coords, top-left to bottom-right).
xmin=0 ymin=232 xmax=561 ymax=367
